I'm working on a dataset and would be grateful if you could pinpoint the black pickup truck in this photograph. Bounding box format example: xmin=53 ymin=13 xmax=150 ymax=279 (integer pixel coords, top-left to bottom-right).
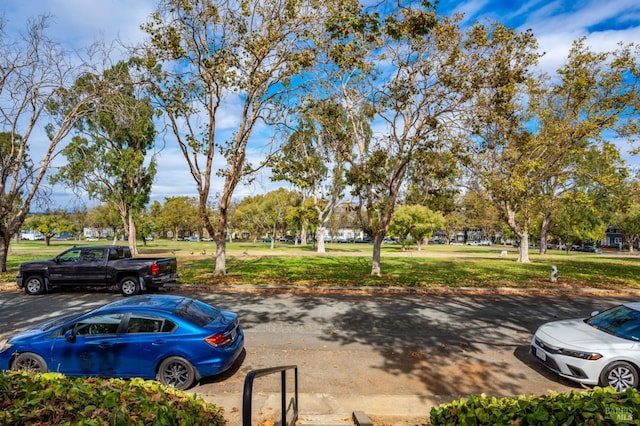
xmin=16 ymin=245 xmax=178 ymax=296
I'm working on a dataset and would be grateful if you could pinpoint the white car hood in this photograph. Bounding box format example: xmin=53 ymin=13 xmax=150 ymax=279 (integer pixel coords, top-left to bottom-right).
xmin=536 ymin=318 xmax=637 ymax=350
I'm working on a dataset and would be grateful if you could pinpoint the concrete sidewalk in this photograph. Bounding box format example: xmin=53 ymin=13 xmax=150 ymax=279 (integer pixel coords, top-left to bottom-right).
xmin=194 ymin=391 xmax=446 ymax=425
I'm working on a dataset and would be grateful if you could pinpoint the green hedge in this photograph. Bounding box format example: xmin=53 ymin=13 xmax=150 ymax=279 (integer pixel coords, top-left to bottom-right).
xmin=0 ymin=371 xmax=225 ymax=425
xmin=430 ymin=387 xmax=640 ymax=425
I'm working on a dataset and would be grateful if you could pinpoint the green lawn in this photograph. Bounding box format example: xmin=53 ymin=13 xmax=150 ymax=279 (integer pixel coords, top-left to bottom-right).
xmin=2 ymin=239 xmax=639 ymax=290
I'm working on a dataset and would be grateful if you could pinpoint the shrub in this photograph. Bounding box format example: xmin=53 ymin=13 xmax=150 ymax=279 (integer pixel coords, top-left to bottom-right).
xmin=0 ymin=371 xmax=225 ymax=425
xmin=430 ymin=387 xmax=640 ymax=425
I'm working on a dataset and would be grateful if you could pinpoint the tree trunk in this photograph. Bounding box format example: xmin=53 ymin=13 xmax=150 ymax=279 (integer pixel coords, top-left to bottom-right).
xmin=518 ymin=235 xmax=530 ymax=263
xmin=505 ymin=206 xmax=531 ymax=263
xmin=316 ymin=226 xmax=327 ymax=253
xmin=539 ymin=211 xmax=551 ymax=255
xmin=370 ymin=235 xmax=383 ymax=276
xmin=0 ymin=235 xmax=10 ymax=272
xmin=129 ymin=215 xmax=138 ymax=255
xmin=213 ymin=206 xmax=228 ymax=276
xmin=215 ymin=239 xmax=226 ymax=276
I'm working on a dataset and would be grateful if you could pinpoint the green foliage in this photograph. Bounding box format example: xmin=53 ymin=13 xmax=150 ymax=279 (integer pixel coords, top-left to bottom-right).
xmin=50 ymin=61 xmax=157 ymax=253
xmin=23 ymin=211 xmax=78 ymax=241
xmin=389 ymin=204 xmax=444 ymax=248
xmin=0 ymin=371 xmax=225 ymax=425
xmin=156 ymin=196 xmax=201 ymax=238
xmin=430 ymin=387 xmax=640 ymax=425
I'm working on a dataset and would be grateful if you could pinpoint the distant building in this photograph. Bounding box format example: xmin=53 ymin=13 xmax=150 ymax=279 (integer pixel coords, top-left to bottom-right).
xmin=20 ymin=230 xmax=44 ymax=241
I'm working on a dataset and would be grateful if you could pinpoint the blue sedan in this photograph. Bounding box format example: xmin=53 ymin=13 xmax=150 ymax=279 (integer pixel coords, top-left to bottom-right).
xmin=0 ymin=295 xmax=244 ymax=390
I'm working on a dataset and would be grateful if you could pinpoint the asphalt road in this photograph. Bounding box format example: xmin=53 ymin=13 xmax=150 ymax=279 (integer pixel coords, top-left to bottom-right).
xmin=0 ymin=285 xmax=636 ymax=423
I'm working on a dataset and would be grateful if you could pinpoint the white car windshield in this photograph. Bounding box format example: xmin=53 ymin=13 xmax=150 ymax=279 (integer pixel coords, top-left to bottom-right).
xmin=586 ymin=305 xmax=640 ymax=341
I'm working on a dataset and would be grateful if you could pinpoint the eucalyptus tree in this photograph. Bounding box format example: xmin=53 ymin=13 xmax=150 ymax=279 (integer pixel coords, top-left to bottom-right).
xmin=50 ymin=61 xmax=157 ymax=254
xmin=270 ymin=101 xmax=349 ymax=253
xmin=466 ymin=35 xmax=638 ymax=262
xmin=319 ymin=4 xmax=487 ymax=275
xmin=0 ymin=15 xmax=116 ymax=271
xmin=138 ymin=0 xmax=323 ymax=275
xmin=532 ymin=40 xmax=639 ymax=255
xmin=460 ymin=23 xmax=542 ymax=262
xmin=405 ymin=148 xmax=460 ymax=215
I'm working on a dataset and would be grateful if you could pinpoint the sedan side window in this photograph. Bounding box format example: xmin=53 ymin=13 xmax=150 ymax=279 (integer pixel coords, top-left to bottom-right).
xmin=126 ymin=314 xmax=176 ymax=333
xmin=74 ymin=313 xmax=124 ymax=336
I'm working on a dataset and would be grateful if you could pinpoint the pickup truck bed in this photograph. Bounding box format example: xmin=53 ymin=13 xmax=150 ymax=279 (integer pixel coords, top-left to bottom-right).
xmin=16 ymin=245 xmax=178 ymax=296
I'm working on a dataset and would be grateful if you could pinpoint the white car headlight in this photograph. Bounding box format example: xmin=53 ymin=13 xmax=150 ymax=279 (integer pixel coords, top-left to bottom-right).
xmin=560 ymin=348 xmax=603 ymax=360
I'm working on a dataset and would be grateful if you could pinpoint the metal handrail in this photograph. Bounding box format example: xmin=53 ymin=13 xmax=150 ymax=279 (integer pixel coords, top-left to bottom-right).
xmin=242 ymin=365 xmax=298 ymax=426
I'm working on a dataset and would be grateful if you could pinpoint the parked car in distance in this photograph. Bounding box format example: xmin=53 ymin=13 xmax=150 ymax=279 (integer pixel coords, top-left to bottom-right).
xmin=582 ymin=246 xmax=603 ymax=254
xmin=0 ymin=295 xmax=244 ymax=390
xmin=478 ymin=240 xmax=493 ymax=246
xmin=355 ymin=237 xmax=373 ymax=243
xmin=16 ymin=245 xmax=177 ymax=296
xmin=531 ymin=303 xmax=640 ymax=391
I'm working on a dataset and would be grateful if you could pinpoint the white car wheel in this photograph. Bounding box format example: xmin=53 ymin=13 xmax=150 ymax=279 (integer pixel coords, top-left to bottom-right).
xmin=600 ymin=361 xmax=638 ymax=392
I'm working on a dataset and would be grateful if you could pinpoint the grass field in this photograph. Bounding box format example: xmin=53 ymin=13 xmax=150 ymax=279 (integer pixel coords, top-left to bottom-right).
xmin=1 ymin=239 xmax=639 ymax=290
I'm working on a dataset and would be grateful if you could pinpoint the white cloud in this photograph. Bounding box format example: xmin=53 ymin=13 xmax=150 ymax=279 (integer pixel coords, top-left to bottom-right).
xmin=4 ymin=0 xmax=153 ymax=49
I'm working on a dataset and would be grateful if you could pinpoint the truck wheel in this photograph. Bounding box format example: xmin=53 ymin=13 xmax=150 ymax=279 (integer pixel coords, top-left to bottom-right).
xmin=24 ymin=276 xmax=45 ymax=295
xmin=119 ymin=276 xmax=140 ymax=296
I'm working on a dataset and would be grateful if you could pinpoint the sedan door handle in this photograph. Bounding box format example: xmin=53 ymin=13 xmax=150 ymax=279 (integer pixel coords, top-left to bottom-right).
xmin=98 ymin=342 xmax=113 ymax=348
xmin=151 ymin=340 xmax=165 ymax=346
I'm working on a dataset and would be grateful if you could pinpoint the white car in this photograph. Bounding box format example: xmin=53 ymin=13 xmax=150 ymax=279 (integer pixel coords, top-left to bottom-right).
xmin=531 ymin=303 xmax=640 ymax=391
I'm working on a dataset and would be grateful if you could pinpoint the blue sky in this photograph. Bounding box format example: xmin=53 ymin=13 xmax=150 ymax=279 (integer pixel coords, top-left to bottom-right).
xmin=3 ymin=0 xmax=640 ymax=210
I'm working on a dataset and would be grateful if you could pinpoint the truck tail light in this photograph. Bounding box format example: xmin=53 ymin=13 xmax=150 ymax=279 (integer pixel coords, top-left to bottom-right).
xmin=151 ymin=264 xmax=160 ymax=275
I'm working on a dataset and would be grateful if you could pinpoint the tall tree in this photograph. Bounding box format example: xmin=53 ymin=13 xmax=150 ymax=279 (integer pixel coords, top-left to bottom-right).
xmin=463 ymin=24 xmax=544 ymax=262
xmin=139 ymin=0 xmax=321 ymax=275
xmin=270 ymin=101 xmax=349 ymax=253
xmin=51 ymin=61 xmax=157 ymax=254
xmin=533 ymin=40 xmax=639 ymax=255
xmin=322 ymin=6 xmax=484 ymax=275
xmin=466 ymin=35 xmax=638 ymax=262
xmin=0 ymin=15 xmax=113 ymax=271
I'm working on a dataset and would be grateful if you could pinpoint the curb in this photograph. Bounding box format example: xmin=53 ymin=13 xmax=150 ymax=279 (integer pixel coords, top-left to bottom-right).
xmin=161 ymin=283 xmax=640 ymax=297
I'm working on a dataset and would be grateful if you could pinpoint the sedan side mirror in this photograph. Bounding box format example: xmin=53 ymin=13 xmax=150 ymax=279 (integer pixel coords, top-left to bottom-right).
xmin=64 ymin=329 xmax=76 ymax=342
xmin=591 ymin=310 xmax=600 ymax=317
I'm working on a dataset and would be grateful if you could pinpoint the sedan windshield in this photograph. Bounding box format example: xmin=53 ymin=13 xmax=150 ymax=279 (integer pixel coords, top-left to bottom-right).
xmin=586 ymin=305 xmax=640 ymax=341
